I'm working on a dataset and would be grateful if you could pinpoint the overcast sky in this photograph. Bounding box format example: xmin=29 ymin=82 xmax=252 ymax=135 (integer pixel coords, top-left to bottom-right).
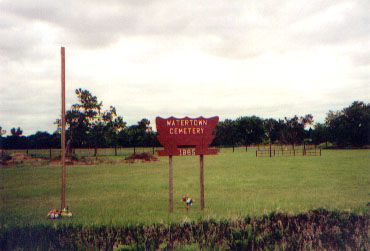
xmin=0 ymin=0 xmax=369 ymax=135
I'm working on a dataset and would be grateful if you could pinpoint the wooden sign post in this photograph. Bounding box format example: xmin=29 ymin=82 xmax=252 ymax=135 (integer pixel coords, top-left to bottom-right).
xmin=169 ymin=155 xmax=173 ymax=212
xmin=156 ymin=116 xmax=219 ymax=212
xmin=200 ymin=154 xmax=204 ymax=210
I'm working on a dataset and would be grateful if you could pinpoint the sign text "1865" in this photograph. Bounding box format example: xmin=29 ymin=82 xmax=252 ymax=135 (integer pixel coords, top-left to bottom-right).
xmin=179 ymin=148 xmax=196 ymax=156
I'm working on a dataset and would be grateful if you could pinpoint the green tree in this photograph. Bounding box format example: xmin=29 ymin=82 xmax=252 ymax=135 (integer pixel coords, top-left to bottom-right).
xmin=136 ymin=119 xmax=157 ymax=147
xmin=4 ymin=127 xmax=25 ymax=149
xmin=0 ymin=126 xmax=5 ymax=150
xmin=235 ymin=116 xmax=266 ymax=145
xmin=117 ymin=129 xmax=130 ymax=147
xmin=263 ymin=118 xmax=281 ymax=144
xmin=125 ymin=119 xmax=152 ymax=147
xmin=280 ymin=115 xmax=313 ymax=144
xmin=10 ymin=127 xmax=23 ymax=137
xmin=325 ymin=101 xmax=370 ymax=147
xmin=311 ymin=123 xmax=329 ymax=146
xmin=0 ymin=126 xmax=5 ymax=136
xmin=57 ymin=88 xmax=126 ymax=154
xmin=89 ymin=106 xmax=126 ymax=154
xmin=27 ymin=131 xmax=59 ymax=149
xmin=213 ymin=119 xmax=236 ymax=146
xmin=63 ymin=89 xmax=102 ymax=153
xmin=138 ymin=118 xmax=151 ymax=131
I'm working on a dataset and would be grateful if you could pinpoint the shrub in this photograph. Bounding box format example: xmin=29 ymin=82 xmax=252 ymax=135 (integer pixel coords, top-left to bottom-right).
xmin=0 ymin=209 xmax=369 ymax=250
xmin=0 ymin=150 xmax=11 ymax=165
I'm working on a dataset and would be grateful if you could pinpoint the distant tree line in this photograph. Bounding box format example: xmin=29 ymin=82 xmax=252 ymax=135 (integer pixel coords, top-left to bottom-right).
xmin=0 ymin=122 xmax=159 ymax=151
xmin=312 ymin=101 xmax=370 ymax=147
xmin=214 ymin=101 xmax=369 ymax=148
xmin=213 ymin=114 xmax=314 ymax=146
xmin=0 ymin=89 xmax=369 ymax=150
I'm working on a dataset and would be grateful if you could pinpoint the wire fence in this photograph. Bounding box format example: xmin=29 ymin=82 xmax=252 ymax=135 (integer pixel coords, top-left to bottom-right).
xmin=2 ymin=144 xmax=321 ymax=159
xmin=255 ymin=144 xmax=321 ymax=157
xmin=2 ymin=147 xmax=160 ymax=159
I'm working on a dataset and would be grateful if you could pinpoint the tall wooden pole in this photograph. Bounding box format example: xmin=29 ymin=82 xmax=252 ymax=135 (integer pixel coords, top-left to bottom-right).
xmin=200 ymin=154 xmax=205 ymax=210
xmin=169 ymin=155 xmax=173 ymax=213
xmin=61 ymin=47 xmax=66 ymax=210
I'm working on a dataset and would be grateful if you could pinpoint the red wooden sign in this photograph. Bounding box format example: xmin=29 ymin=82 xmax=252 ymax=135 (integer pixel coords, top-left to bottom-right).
xmin=155 ymin=116 xmax=219 ymax=156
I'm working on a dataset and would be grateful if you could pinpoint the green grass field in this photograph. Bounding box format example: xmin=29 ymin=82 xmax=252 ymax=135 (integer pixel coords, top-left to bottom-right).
xmin=1 ymin=149 xmax=369 ymax=227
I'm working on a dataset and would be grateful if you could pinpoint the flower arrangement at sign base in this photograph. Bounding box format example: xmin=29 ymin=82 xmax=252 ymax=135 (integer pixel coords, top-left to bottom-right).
xmin=47 ymin=207 xmax=72 ymax=219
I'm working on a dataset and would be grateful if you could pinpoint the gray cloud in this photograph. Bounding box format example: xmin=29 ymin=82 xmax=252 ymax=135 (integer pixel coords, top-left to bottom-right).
xmin=290 ymin=1 xmax=370 ymax=47
xmin=2 ymin=0 xmax=369 ymax=58
xmin=1 ymin=0 xmax=369 ymax=135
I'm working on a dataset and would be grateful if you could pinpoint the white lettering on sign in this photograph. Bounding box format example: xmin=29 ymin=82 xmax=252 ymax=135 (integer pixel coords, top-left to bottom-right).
xmin=167 ymin=119 xmax=207 ymax=135
xmin=169 ymin=128 xmax=204 ymax=135
xmin=179 ymin=148 xmax=196 ymax=156
xmin=166 ymin=119 xmax=208 ymax=127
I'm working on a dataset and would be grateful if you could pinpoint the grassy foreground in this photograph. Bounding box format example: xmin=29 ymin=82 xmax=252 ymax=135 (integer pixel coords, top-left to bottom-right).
xmin=0 ymin=149 xmax=369 ymax=227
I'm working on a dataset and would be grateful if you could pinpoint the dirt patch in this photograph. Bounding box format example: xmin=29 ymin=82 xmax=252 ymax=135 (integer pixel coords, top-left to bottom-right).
xmin=0 ymin=152 xmax=48 ymax=167
xmin=49 ymin=157 xmax=75 ymax=166
xmin=124 ymin=152 xmax=158 ymax=163
xmin=48 ymin=157 xmax=101 ymax=166
xmin=10 ymin=153 xmax=33 ymax=161
xmin=1 ymin=151 xmax=159 ymax=166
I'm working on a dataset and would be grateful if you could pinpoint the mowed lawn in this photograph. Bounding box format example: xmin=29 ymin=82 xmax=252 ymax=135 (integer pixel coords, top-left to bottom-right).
xmin=0 ymin=149 xmax=369 ymax=227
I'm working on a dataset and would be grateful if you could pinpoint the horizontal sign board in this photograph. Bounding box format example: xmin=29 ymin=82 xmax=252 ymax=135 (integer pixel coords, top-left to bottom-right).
xmin=156 ymin=116 xmax=219 ymax=156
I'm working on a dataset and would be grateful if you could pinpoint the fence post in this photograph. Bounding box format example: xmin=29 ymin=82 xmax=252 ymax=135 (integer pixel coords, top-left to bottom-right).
xmin=269 ymin=143 xmax=272 ymax=158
